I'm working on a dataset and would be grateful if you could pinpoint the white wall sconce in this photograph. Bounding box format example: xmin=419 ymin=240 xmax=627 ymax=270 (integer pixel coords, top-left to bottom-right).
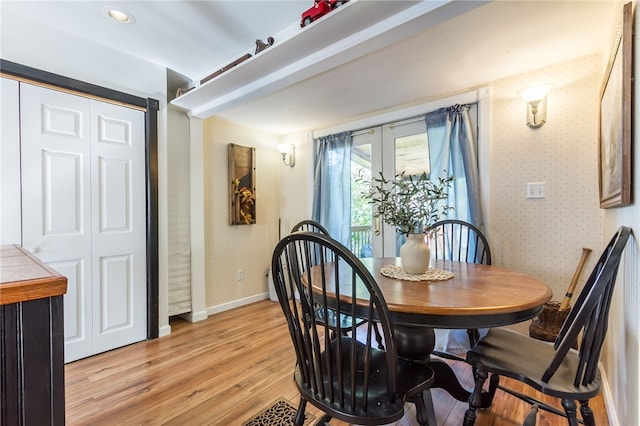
xmin=519 ymin=84 xmax=551 ymax=128
xmin=276 ymin=144 xmax=295 ymax=167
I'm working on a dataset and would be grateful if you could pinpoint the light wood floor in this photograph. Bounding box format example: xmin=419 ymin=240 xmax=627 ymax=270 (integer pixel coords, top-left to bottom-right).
xmin=65 ymin=300 xmax=609 ymax=425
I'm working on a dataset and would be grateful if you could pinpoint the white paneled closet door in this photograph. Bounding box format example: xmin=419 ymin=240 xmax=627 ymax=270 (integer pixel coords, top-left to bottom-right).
xmin=20 ymin=83 xmax=146 ymax=362
xmin=1 ymin=77 xmax=21 ymax=244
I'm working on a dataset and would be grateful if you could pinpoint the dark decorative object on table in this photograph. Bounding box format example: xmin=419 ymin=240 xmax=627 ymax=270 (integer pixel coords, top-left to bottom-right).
xmin=255 ymin=37 xmax=275 ymax=54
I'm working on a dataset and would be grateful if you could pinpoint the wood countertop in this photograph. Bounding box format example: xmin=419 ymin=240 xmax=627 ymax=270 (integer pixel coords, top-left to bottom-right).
xmin=0 ymin=245 xmax=67 ymax=305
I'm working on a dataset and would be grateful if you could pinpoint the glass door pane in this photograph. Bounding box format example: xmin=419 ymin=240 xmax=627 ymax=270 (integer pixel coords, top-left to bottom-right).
xmin=381 ymin=119 xmax=429 ymax=257
xmin=351 ymin=120 xmax=430 ymax=258
xmin=350 ymin=128 xmax=381 ymax=257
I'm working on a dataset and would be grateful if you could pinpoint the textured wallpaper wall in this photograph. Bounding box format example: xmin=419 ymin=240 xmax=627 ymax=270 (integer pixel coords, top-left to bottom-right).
xmin=489 ymin=54 xmax=604 ymax=333
xmin=202 ymin=117 xmax=281 ymax=308
xmin=201 ymin=52 xmax=638 ymax=424
xmin=599 ymin=4 xmax=640 ymax=421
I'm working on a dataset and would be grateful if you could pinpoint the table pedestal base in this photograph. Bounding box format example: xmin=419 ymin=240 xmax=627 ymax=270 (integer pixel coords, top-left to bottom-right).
xmin=394 ymin=324 xmax=435 ymax=360
xmin=395 ymin=325 xmax=495 ymax=408
xmin=432 ymin=359 xmax=497 ymax=407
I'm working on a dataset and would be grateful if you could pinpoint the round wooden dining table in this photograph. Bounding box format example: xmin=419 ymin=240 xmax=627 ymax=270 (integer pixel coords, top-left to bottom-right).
xmin=357 ymin=257 xmax=553 ymax=328
xmin=309 ymin=257 xmax=553 ymax=408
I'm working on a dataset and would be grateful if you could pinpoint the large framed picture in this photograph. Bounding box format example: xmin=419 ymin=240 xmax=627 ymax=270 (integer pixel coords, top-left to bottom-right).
xmin=228 ymin=143 xmax=256 ymax=225
xmin=599 ymin=2 xmax=633 ymax=208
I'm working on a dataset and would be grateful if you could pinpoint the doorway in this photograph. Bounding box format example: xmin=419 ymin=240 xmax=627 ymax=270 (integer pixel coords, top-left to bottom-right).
xmin=20 ymin=83 xmax=147 ymax=362
xmin=350 ymin=105 xmax=478 ymax=258
xmin=1 ymin=59 xmax=159 ymax=361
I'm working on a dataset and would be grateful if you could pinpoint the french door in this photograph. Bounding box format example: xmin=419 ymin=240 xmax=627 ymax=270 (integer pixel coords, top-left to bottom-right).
xmin=350 ymin=102 xmax=480 ymax=259
xmin=351 ymin=119 xmax=430 ymax=258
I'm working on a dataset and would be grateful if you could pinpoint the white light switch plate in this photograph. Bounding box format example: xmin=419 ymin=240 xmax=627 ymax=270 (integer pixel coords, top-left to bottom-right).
xmin=526 ymin=182 xmax=546 ymax=199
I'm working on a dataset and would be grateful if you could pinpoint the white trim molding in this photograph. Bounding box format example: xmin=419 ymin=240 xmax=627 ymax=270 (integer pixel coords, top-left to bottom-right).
xmin=206 ymin=293 xmax=270 ymax=316
xmin=600 ymin=363 xmax=620 ymax=425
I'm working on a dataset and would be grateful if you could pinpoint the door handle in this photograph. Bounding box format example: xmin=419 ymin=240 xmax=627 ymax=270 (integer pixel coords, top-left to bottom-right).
xmin=374 ymin=216 xmax=381 ymax=236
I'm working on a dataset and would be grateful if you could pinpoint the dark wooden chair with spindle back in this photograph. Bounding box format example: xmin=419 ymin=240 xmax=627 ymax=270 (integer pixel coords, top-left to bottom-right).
xmin=427 ymin=219 xmax=492 ymax=350
xmin=271 ymin=231 xmax=435 ymax=425
xmin=427 ymin=219 xmax=492 ymax=265
xmin=464 ymin=226 xmax=632 ymax=426
xmin=290 ymin=219 xmax=330 ymax=236
xmin=291 ymin=220 xmax=384 ymax=349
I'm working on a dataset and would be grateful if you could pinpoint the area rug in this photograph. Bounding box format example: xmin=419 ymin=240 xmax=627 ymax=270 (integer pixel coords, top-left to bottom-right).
xmin=242 ymin=398 xmax=315 ymax=426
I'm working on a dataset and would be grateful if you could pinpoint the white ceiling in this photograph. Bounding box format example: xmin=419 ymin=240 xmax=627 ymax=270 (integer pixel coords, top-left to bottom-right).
xmin=1 ymin=1 xmax=618 ymax=135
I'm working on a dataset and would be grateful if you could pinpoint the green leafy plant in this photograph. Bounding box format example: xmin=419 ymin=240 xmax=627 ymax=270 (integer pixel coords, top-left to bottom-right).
xmin=359 ymin=171 xmax=454 ymax=237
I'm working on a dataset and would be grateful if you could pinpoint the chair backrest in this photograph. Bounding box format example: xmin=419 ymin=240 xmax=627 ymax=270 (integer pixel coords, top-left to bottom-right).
xmin=290 ymin=220 xmax=330 ymax=268
xmin=427 ymin=219 xmax=492 ymax=265
xmin=543 ymin=226 xmax=632 ymax=386
xmin=271 ymin=231 xmax=399 ymax=416
xmin=291 ymin=219 xmax=330 ymax=235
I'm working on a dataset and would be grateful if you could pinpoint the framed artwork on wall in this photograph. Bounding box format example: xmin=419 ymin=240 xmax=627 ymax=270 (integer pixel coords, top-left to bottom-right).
xmin=228 ymin=143 xmax=256 ymax=225
xmin=599 ymin=2 xmax=633 ymax=208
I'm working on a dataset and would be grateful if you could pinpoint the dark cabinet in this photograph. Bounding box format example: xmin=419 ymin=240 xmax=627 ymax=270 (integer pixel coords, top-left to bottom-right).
xmin=1 ymin=245 xmax=67 ymax=425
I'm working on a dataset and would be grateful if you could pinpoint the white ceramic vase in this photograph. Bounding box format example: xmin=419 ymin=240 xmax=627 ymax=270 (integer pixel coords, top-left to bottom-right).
xmin=400 ymin=233 xmax=431 ymax=275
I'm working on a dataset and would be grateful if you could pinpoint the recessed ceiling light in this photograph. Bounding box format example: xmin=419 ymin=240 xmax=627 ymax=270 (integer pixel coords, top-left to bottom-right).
xmin=102 ymin=6 xmax=135 ymax=24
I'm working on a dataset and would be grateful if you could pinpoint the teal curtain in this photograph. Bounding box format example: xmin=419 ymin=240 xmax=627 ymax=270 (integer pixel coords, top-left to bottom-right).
xmin=426 ymin=104 xmax=484 ymax=230
xmin=426 ymin=104 xmax=487 ymax=352
xmin=312 ymin=132 xmax=352 ymax=246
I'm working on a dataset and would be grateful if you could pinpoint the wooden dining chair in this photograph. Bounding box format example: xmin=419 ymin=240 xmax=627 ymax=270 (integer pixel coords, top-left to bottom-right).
xmin=271 ymin=231 xmax=435 ymax=425
xmin=291 ymin=220 xmax=384 ymax=349
xmin=427 ymin=219 xmax=492 ymax=266
xmin=290 ymin=219 xmax=330 ymax=236
xmin=463 ymin=226 xmax=632 ymax=426
xmin=427 ymin=219 xmax=492 ymax=350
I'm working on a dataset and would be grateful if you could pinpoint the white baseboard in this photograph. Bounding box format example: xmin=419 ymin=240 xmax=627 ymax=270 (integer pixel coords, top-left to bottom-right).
xmin=600 ymin=363 xmax=620 ymax=425
xmin=158 ymin=323 xmax=171 ymax=337
xmin=206 ymin=292 xmax=270 ymax=316
xmin=157 ymin=294 xmax=271 ymax=337
xmin=179 ymin=309 xmax=208 ymax=323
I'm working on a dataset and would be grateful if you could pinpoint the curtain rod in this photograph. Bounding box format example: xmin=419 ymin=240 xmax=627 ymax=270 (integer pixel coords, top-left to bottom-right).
xmin=311 ymin=89 xmax=484 ymax=139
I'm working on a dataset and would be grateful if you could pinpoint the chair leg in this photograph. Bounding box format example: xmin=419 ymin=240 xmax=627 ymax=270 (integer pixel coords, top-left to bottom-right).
xmin=561 ymin=399 xmax=579 ymax=426
xmin=294 ymin=397 xmax=307 ymax=426
xmin=464 ymin=368 xmax=488 ymax=426
xmin=373 ymin=322 xmax=385 ymax=350
xmin=407 ymin=389 xmax=437 ymax=426
xmin=467 ymin=328 xmax=480 ymax=347
xmin=487 ymin=373 xmax=500 ymax=405
xmin=523 ymin=404 xmax=538 ymax=426
xmin=314 ymin=414 xmax=332 ymax=425
xmin=579 ymin=400 xmax=596 ymax=426
xmin=411 ymin=391 xmax=429 ymax=426
xmin=423 ymin=389 xmax=438 ymax=426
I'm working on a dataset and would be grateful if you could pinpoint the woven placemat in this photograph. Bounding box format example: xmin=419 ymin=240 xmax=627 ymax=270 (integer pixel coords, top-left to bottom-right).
xmin=380 ymin=264 xmax=454 ymax=281
xmin=242 ymin=398 xmax=315 ymax=426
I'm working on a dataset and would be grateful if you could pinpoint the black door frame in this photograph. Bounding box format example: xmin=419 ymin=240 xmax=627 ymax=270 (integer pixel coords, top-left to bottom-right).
xmin=1 ymin=59 xmax=160 ymax=339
